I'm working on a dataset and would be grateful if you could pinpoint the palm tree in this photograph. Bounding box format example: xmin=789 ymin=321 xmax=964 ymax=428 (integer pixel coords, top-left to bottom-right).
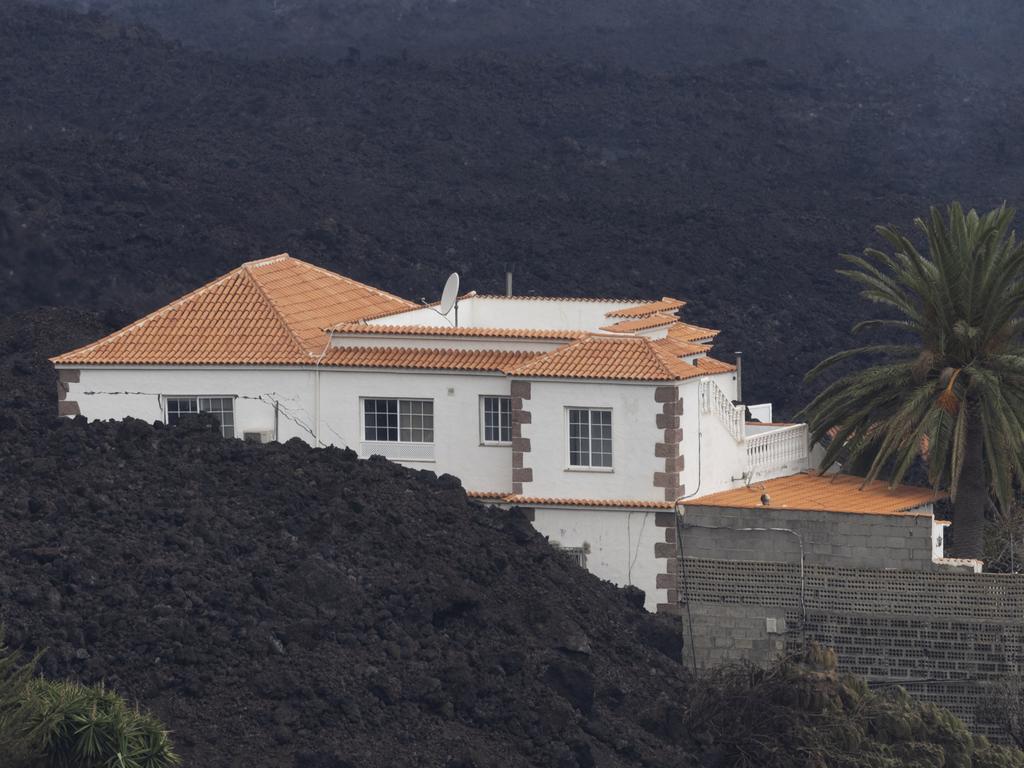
xmin=800 ymin=202 xmax=1024 ymax=560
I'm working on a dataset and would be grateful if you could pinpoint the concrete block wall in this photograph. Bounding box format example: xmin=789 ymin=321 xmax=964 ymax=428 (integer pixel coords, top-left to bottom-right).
xmin=682 ymin=504 xmax=936 ymax=571
xmin=682 ymin=602 xmax=788 ymax=667
xmin=676 ymin=548 xmax=1024 ymax=742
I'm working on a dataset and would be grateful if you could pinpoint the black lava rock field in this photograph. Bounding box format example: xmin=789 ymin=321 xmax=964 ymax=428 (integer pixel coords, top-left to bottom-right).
xmin=0 ymin=410 xmax=696 ymax=767
xmin=6 ymin=1 xmax=1024 ymax=414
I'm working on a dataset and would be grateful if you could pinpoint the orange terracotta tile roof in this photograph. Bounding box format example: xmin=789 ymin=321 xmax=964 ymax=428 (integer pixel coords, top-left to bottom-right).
xmin=690 ymin=356 xmax=738 ymax=376
xmin=467 ymin=491 xmax=673 ymax=509
xmin=509 ymin=335 xmax=735 ymax=381
xmin=51 ymin=255 xmax=415 ymax=365
xmin=605 ymin=297 xmax=686 ymax=318
xmin=689 ymin=472 xmax=945 ymax=516
xmin=667 ymin=321 xmax=720 ymax=343
xmin=330 ymin=323 xmax=585 ymax=341
xmin=507 ymin=495 xmax=675 ymax=509
xmin=320 ymin=346 xmax=541 ymax=373
xmin=600 ymin=313 xmax=679 ymax=334
xmin=652 ymin=336 xmax=713 ymax=358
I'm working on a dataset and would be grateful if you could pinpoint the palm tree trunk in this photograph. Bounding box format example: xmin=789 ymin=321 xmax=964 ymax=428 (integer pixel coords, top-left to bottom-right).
xmin=952 ymin=416 xmax=988 ymax=560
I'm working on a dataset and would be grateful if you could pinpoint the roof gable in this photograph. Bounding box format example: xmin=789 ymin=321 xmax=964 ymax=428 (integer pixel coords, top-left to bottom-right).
xmin=51 ymin=255 xmax=414 ymax=366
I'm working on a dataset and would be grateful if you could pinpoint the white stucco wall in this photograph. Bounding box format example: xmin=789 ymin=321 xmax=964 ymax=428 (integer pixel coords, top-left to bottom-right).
xmin=63 ymin=365 xmax=516 ymax=495
xmin=316 ymin=369 xmax=513 ymax=493
xmin=64 ymin=366 xmax=319 ymax=443
xmin=530 ymin=506 xmax=667 ymax=611
xmin=678 ymin=374 xmax=748 ymax=500
xmin=521 ymin=379 xmax=663 ymax=501
xmin=376 ymin=296 xmax=641 ymax=333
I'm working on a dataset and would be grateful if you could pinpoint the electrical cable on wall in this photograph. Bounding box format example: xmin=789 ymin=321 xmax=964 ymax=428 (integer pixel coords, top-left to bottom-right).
xmin=673 ymin=499 xmax=806 ymax=673
xmin=81 ymin=389 xmax=322 ymax=443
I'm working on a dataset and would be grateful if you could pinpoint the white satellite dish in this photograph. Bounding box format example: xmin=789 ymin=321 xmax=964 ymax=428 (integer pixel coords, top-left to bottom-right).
xmin=439 ymin=272 xmax=460 ymax=316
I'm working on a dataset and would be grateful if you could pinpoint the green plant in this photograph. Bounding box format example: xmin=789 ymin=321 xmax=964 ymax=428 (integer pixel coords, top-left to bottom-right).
xmin=0 ymin=633 xmax=38 ymax=768
xmin=800 ymin=202 xmax=1024 ymax=559
xmin=21 ymin=678 xmax=180 ymax=768
xmin=0 ymin=631 xmax=179 ymax=768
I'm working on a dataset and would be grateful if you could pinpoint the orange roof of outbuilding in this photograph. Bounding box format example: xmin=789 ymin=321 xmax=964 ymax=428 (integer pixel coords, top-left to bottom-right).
xmin=51 ymin=255 xmax=415 ymax=365
xmin=689 ymin=472 xmax=945 ymax=516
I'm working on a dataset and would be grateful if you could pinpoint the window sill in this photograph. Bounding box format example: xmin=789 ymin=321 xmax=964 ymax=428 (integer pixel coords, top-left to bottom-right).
xmin=564 ymin=466 xmax=615 ymax=473
xmin=479 ymin=441 xmax=513 ymax=448
xmin=360 ymin=441 xmax=435 ymax=462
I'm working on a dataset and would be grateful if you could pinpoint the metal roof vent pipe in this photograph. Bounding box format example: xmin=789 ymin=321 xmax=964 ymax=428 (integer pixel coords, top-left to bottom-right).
xmin=505 ymin=263 xmax=514 ymax=297
xmin=735 ymin=350 xmax=743 ymax=403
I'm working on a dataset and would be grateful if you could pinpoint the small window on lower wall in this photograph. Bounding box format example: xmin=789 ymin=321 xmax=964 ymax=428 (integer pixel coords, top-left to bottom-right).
xmin=165 ymin=396 xmax=235 ymax=438
xmin=551 ymin=542 xmax=588 ymax=570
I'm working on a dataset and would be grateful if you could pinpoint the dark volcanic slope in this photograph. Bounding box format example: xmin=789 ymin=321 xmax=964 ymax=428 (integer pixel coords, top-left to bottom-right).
xmin=27 ymin=0 xmax=1024 ymax=77
xmin=0 ymin=413 xmax=696 ymax=768
xmin=0 ymin=310 xmax=697 ymax=768
xmin=4 ymin=3 xmax=1024 ymax=415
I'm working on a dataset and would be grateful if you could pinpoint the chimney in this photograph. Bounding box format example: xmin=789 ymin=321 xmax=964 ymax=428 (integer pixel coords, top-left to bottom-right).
xmin=735 ymin=351 xmax=743 ymax=403
xmin=505 ymin=263 xmax=514 ymax=297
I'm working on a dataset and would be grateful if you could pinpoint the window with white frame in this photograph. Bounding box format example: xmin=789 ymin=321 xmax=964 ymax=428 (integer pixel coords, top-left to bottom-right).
xmin=567 ymin=407 xmax=612 ymax=468
xmin=363 ymin=398 xmax=434 ymax=443
xmin=165 ymin=396 xmax=235 ymax=438
xmin=480 ymin=395 xmax=512 ymax=444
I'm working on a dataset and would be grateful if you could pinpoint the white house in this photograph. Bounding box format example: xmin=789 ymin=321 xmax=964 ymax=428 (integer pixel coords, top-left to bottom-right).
xmin=52 ymin=253 xmax=814 ymax=611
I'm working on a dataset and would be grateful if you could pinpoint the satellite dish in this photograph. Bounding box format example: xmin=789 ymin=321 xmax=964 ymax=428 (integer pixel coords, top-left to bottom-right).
xmin=439 ymin=272 xmax=460 ymax=316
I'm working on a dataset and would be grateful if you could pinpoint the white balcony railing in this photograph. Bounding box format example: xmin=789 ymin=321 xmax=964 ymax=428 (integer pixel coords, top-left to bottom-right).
xmin=745 ymin=423 xmax=809 ymax=473
xmin=701 ymin=378 xmax=809 ymax=476
xmin=700 ymin=379 xmax=745 ymax=442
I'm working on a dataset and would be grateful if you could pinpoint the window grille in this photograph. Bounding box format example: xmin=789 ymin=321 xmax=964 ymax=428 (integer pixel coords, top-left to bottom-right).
xmin=363 ymin=399 xmax=433 ymax=443
xmin=559 ymin=547 xmax=588 ymax=569
xmin=568 ymin=408 xmax=612 ymax=468
xmin=481 ymin=396 xmax=512 ymax=444
xmin=165 ymin=396 xmax=235 ymax=438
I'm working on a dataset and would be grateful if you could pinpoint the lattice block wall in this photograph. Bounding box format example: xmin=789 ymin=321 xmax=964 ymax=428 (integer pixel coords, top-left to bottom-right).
xmin=680 ymin=558 xmax=1024 ymax=619
xmin=679 ymin=556 xmax=1024 ymax=741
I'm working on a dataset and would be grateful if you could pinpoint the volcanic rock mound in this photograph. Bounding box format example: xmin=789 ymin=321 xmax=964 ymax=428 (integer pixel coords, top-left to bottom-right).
xmin=0 ymin=405 xmax=694 ymax=767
